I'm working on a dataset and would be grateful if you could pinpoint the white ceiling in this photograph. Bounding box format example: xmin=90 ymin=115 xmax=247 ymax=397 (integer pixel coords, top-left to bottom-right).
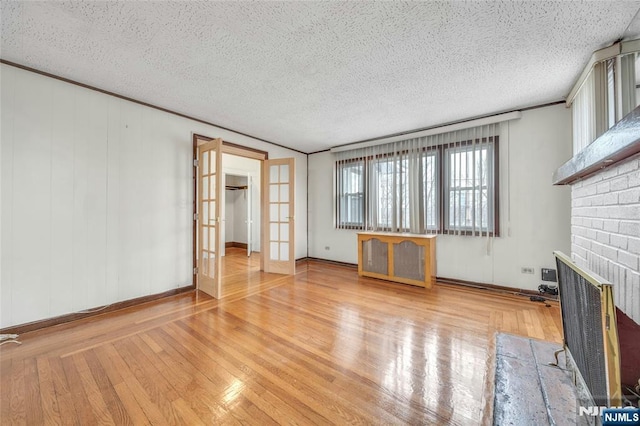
xmin=2 ymin=1 xmax=640 ymax=153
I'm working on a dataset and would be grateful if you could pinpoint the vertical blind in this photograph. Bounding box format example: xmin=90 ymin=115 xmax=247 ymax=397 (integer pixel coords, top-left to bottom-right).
xmin=572 ymin=71 xmax=596 ymax=155
xmin=571 ymin=52 xmax=639 ymax=155
xmin=335 ymin=123 xmax=499 ymax=237
xmin=620 ymin=53 xmax=638 ymax=119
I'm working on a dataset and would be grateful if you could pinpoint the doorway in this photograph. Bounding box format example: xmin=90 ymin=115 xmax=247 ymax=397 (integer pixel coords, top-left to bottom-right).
xmin=193 ymin=134 xmax=296 ymax=299
xmin=221 ymin=153 xmax=261 ymax=259
xmin=223 ymin=174 xmax=251 ymax=255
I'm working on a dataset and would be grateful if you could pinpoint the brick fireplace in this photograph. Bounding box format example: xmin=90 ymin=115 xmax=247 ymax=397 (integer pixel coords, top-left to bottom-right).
xmin=555 ymin=106 xmax=640 ymax=396
xmin=571 ymin=153 xmax=640 ymax=323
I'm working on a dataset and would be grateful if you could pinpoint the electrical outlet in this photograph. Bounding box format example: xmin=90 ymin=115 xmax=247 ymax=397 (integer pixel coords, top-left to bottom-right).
xmin=521 ymin=267 xmax=534 ymax=274
xmin=541 ymin=268 xmax=557 ymax=282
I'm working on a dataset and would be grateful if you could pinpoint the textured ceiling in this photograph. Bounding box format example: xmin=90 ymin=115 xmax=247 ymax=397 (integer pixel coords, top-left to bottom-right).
xmin=2 ymin=1 xmax=640 ymax=153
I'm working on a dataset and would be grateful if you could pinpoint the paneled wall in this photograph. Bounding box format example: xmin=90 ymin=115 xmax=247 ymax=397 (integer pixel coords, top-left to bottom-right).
xmin=0 ymin=64 xmax=307 ymax=328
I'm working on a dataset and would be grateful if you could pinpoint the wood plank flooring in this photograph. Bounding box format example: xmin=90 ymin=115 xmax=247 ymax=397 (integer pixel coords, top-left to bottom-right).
xmin=1 ymin=248 xmax=562 ymax=425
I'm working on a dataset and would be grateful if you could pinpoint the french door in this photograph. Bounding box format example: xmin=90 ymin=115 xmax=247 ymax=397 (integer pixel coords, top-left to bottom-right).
xmin=197 ymin=138 xmax=222 ymax=298
xmin=263 ymin=158 xmax=295 ymax=275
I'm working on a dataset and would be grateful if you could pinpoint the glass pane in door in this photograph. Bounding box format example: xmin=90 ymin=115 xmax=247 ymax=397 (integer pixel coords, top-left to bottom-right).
xmin=202 ymin=151 xmax=209 ymax=175
xmin=279 ymin=165 xmax=288 ymax=183
xmin=279 ymin=242 xmax=289 ymax=261
xmin=207 ymin=214 xmax=216 ymax=278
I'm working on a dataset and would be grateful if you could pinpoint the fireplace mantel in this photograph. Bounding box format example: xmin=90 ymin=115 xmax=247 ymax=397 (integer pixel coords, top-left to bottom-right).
xmin=553 ymin=106 xmax=640 ymax=185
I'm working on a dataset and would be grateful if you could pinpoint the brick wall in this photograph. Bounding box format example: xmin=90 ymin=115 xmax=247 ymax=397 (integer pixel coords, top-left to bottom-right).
xmin=571 ymin=153 xmax=640 ymax=324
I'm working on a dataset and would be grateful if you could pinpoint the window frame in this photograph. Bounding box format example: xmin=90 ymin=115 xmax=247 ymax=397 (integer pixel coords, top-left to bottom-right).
xmin=420 ymin=148 xmax=440 ymax=233
xmin=335 ymin=158 xmax=366 ymax=229
xmin=335 ymin=137 xmax=499 ymax=236
xmin=441 ymin=138 xmax=499 ymax=236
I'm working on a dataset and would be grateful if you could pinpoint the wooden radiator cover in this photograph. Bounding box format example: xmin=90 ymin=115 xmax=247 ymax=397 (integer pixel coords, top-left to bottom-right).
xmin=357 ymin=232 xmax=436 ymax=288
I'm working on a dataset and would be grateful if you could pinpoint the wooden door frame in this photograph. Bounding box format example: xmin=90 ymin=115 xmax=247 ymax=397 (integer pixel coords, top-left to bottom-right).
xmin=192 ymin=133 xmax=268 ymax=289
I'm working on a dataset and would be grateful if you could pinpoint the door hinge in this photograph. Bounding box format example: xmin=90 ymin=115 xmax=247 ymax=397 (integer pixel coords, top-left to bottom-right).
xmin=193 ymin=267 xmax=198 ymax=275
xmin=194 ymin=213 xmax=199 ymax=221
xmin=193 ymin=159 xmax=199 ymax=167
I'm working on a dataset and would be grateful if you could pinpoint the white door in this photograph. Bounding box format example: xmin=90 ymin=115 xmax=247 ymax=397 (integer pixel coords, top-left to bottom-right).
xmin=263 ymin=158 xmax=295 ymax=274
xmin=197 ymin=139 xmax=222 ymax=298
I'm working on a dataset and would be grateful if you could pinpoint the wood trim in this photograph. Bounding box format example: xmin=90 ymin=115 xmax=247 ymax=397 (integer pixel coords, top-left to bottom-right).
xmin=192 ymin=134 xmax=199 ymax=286
xmin=194 ymin=134 xmax=269 ymax=160
xmin=0 ymin=59 xmax=306 ymax=155
xmin=260 ymin=159 xmax=265 ymax=272
xmin=223 ymin=145 xmax=265 ymax=161
xmin=195 ymin=134 xmax=213 ymax=142
xmin=308 ymin=148 xmax=331 ymax=155
xmin=302 ymin=257 xmax=358 ymax=268
xmin=436 ymin=276 xmax=551 ymax=298
xmin=214 ymin=139 xmax=224 ymax=298
xmin=287 ymin=158 xmax=296 ymax=275
xmin=0 ymin=285 xmax=196 ymax=335
xmin=222 ymin=141 xmax=268 ymax=160
xmin=601 ymin=285 xmax=622 ymax=406
xmin=225 ymin=242 xmax=248 ymax=249
xmin=306 ymin=258 xmax=542 ymax=298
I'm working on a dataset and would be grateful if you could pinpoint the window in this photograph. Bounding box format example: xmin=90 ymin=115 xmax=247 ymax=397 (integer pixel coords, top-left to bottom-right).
xmin=422 ymin=152 xmax=438 ymax=231
xmin=373 ymin=156 xmax=407 ymax=230
xmin=335 ymin=136 xmax=498 ymax=236
xmin=606 ymin=58 xmax=616 ymax=129
xmin=444 ymin=143 xmax=495 ymax=233
xmin=571 ymin=48 xmax=640 ymax=155
xmin=336 ymin=159 xmax=364 ymax=228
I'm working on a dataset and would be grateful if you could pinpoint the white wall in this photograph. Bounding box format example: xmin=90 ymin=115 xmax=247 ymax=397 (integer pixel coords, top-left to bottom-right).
xmin=0 ymin=64 xmax=307 ymax=328
xmin=224 ymin=189 xmax=237 ymax=243
xmin=222 ymin=154 xmax=261 ymax=251
xmin=224 ymin=188 xmax=249 ymax=244
xmin=232 ymin=190 xmax=249 ymax=244
xmin=308 ymin=104 xmax=572 ymax=291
